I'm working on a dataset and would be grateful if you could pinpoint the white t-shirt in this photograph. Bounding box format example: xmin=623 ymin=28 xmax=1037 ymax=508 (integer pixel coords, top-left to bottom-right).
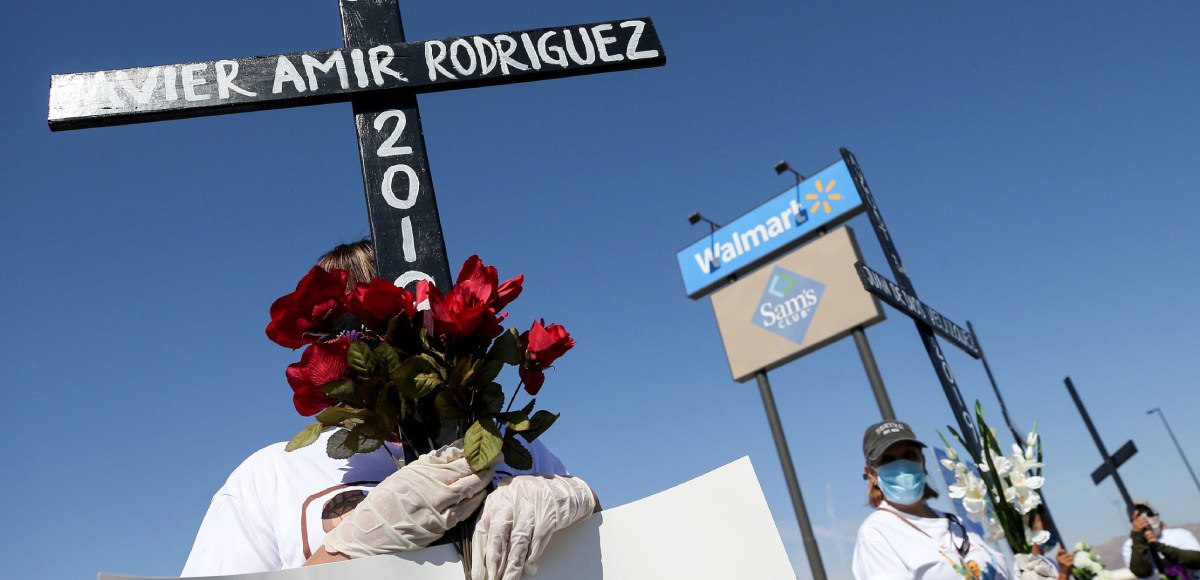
xmin=852 ymin=503 xmax=1011 ymax=580
xmin=1122 ymin=527 xmax=1200 ymax=580
xmin=181 ymin=429 xmax=568 ymax=577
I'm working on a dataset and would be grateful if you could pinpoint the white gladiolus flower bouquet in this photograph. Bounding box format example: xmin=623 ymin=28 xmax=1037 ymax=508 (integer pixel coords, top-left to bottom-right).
xmin=939 ymin=402 xmax=1048 ymax=555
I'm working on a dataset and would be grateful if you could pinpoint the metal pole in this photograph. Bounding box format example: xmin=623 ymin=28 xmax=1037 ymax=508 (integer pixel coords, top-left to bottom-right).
xmin=1064 ymin=377 xmax=1135 ymax=513
xmin=968 ymin=321 xmax=1062 ymax=544
xmin=755 ymin=370 xmax=827 ymax=580
xmin=1148 ymin=407 xmax=1200 ymax=499
xmin=968 ymin=321 xmax=1023 ymax=444
xmin=852 ymin=327 xmax=895 ymax=420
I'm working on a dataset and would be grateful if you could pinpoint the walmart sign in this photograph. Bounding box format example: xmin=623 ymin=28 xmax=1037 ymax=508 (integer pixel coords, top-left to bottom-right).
xmin=677 ymin=159 xmax=864 ymax=299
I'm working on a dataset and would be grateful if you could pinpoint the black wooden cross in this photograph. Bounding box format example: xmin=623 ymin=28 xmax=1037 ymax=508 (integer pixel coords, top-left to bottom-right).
xmin=1064 ymin=376 xmax=1139 ymax=513
xmin=841 ymin=148 xmax=984 ymax=462
xmin=49 ymin=0 xmax=665 ymax=291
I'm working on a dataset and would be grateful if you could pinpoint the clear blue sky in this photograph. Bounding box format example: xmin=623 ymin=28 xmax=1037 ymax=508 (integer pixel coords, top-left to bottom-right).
xmin=4 ymin=1 xmax=1199 ymax=578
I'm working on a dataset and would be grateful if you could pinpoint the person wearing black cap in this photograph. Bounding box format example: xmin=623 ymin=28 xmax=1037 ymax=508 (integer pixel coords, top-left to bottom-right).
xmin=1123 ymin=499 xmax=1200 ymax=579
xmin=852 ymin=420 xmax=1011 ymax=579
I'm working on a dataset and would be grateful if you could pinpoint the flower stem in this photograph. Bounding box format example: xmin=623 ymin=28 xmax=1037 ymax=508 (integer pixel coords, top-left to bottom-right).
xmin=504 ymin=380 xmax=523 ymax=413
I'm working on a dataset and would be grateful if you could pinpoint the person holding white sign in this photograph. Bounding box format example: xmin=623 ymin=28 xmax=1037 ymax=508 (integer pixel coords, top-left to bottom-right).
xmin=182 ymin=240 xmax=598 ymax=580
xmin=851 ymin=420 xmax=1011 ymax=579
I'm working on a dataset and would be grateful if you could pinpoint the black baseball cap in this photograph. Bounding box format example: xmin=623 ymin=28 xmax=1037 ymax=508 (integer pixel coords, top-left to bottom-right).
xmin=863 ymin=420 xmax=926 ymax=463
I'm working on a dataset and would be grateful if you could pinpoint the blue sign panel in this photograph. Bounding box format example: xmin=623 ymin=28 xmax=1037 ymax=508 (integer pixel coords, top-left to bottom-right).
xmin=677 ymin=159 xmax=864 ymax=299
xmin=751 ymin=266 xmax=826 ymax=345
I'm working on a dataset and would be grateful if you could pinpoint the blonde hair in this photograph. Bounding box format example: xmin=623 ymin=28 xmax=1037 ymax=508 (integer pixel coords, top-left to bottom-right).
xmin=316 ymin=239 xmax=376 ymax=291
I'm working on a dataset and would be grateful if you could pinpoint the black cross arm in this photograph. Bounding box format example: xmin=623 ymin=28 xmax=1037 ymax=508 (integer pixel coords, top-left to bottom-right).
xmin=1091 ymin=440 xmax=1138 ymax=485
xmin=49 ymin=18 xmax=665 ymax=131
xmin=855 ymin=262 xmax=981 ymax=358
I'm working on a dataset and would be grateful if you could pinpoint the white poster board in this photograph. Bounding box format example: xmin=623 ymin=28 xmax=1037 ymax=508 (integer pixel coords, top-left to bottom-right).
xmin=100 ymin=457 xmax=796 ymax=580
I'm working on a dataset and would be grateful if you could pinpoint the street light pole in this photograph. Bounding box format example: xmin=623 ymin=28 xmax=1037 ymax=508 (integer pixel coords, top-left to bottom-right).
xmin=1147 ymin=407 xmax=1200 ymax=499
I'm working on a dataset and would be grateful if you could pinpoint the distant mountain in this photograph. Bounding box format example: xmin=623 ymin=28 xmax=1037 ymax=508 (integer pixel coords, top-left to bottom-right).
xmin=1090 ymin=522 xmax=1200 ymax=571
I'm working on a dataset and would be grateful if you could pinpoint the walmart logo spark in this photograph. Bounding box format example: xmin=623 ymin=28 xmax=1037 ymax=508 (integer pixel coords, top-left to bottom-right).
xmin=804 ymin=180 xmax=843 ymax=214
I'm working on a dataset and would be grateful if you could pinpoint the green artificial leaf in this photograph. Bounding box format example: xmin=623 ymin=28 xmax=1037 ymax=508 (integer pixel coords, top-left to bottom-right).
xmin=315 ymin=406 xmax=366 ymax=426
xmin=286 ymin=422 xmax=325 ymax=452
xmin=327 ymin=429 xmax=355 ymax=459
xmin=435 ymin=387 xmax=468 ymax=420
xmin=393 ymin=355 xmax=441 ymax=399
xmin=472 ymin=359 xmax=504 ymax=387
xmin=519 ymin=410 xmax=559 ymax=443
xmin=519 ymin=398 xmax=536 ymax=416
xmin=449 ymin=356 xmax=475 ymax=388
xmin=487 ymin=328 xmax=523 ymax=365
xmin=501 ymin=410 xmax=531 ymax=432
xmin=476 ymin=382 xmax=505 ymax=416
xmin=374 ymin=343 xmax=401 ymax=375
xmin=413 ymin=371 xmax=444 ymax=398
xmin=502 ymin=431 xmax=533 ymax=470
xmin=465 ymin=420 xmax=504 ymax=471
xmin=346 ymin=428 xmax=384 ymax=454
xmin=374 ymin=389 xmax=399 ymax=435
xmin=319 ymin=378 xmax=357 ymax=401
xmin=348 ymin=341 xmax=375 ymax=377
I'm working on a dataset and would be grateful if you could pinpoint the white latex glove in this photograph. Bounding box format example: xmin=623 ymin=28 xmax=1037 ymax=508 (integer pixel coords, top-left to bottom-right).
xmin=1013 ymin=553 xmax=1057 ymax=580
xmin=471 ymin=474 xmax=596 ymax=580
xmin=323 ymin=441 xmax=499 ymax=558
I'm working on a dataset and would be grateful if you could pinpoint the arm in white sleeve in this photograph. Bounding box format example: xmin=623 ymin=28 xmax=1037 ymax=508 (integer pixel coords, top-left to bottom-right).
xmin=181 ymin=492 xmax=281 ymax=577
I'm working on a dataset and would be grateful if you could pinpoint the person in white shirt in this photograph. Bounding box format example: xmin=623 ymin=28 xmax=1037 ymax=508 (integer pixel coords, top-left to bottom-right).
xmin=182 ymin=239 xmax=598 ymax=580
xmin=852 ymin=419 xmax=1012 ymax=580
xmin=1123 ymin=499 xmax=1200 ymax=580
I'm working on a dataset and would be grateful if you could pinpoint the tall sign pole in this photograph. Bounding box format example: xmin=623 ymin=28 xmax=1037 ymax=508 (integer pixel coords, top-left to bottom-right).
xmin=841 ymin=148 xmax=982 ymax=462
xmin=755 ymin=371 xmax=827 ymax=580
xmin=49 ymin=4 xmax=666 ymax=292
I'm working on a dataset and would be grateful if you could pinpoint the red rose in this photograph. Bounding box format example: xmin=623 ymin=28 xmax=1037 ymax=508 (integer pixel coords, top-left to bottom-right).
xmin=347 ymin=278 xmax=416 ymax=333
xmin=519 ymin=367 xmax=546 ymax=396
xmin=422 ymin=279 xmax=494 ymax=339
xmin=285 ymin=337 xmax=350 ymax=416
xmin=267 ymin=267 xmax=350 ymax=349
xmin=422 ymin=256 xmax=524 ymax=340
xmin=522 ymin=319 xmax=575 ymax=367
xmin=519 ymin=319 xmax=574 ymax=395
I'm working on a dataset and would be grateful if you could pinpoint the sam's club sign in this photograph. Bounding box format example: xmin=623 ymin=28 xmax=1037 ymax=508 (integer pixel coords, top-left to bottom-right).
xmin=677 ymin=159 xmax=864 ymax=299
xmin=753 ymin=267 xmax=826 ymax=345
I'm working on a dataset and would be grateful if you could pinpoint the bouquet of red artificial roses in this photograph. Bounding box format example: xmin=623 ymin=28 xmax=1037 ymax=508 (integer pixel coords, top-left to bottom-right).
xmin=266 ymin=255 xmax=574 ymax=471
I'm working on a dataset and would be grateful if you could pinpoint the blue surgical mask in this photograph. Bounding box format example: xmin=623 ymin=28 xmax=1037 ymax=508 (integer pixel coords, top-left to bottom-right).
xmin=875 ymin=459 xmax=927 ymax=505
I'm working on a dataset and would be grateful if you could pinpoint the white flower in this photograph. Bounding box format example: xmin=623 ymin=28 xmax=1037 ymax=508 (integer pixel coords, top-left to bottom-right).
xmin=946 ymin=447 xmax=958 ymax=461
xmin=1009 ymin=448 xmax=1043 ymax=478
xmin=948 ymin=470 xmax=989 ymax=521
xmin=983 ymin=515 xmax=1005 ymax=543
xmin=990 ymin=452 xmax=1013 ymax=476
xmin=940 ymin=458 xmax=958 ymax=472
xmin=1005 ymin=483 xmax=1043 ymax=515
xmin=1027 ymin=528 xmax=1051 ymax=546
